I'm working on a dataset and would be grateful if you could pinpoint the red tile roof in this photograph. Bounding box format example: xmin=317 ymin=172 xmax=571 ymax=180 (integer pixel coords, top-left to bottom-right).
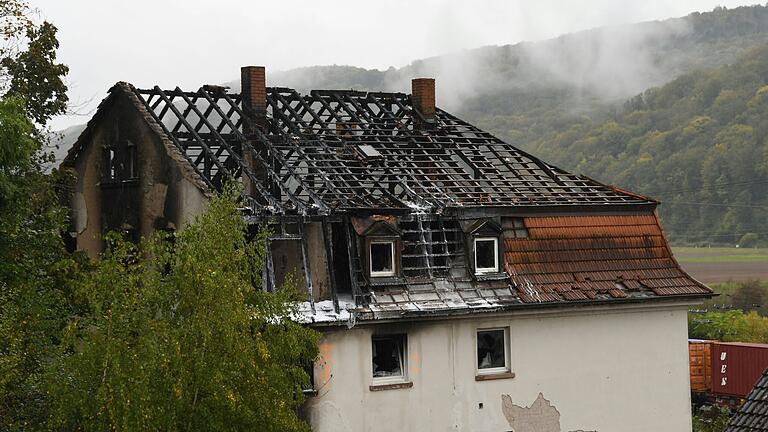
xmin=505 ymin=214 xmax=711 ymax=303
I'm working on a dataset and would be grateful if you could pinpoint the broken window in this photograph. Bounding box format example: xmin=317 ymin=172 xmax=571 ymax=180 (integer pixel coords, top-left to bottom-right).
xmin=126 ymin=141 xmax=137 ymax=179
xmin=370 ymin=240 xmax=396 ymax=277
xmin=103 ymin=147 xmax=116 ymax=181
xmin=477 ymin=328 xmax=508 ymax=373
xmin=474 ymin=237 xmax=498 ymax=274
xmin=372 ymin=334 xmax=406 ymax=380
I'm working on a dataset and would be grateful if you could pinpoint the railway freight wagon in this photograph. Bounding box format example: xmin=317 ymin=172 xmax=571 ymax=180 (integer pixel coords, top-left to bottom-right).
xmin=689 ymin=339 xmax=768 ymax=406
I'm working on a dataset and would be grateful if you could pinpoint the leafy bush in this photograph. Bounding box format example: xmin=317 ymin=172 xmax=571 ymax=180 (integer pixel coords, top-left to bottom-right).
xmin=45 ymin=186 xmax=319 ymax=432
xmin=692 ymin=406 xmax=731 ymax=432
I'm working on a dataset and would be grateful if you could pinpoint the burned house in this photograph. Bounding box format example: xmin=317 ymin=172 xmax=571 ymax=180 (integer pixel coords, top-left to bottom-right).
xmin=62 ymin=66 xmax=712 ymax=431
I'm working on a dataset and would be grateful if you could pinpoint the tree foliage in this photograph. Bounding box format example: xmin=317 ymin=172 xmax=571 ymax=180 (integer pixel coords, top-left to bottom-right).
xmin=0 ymin=3 xmax=72 ymax=428
xmin=0 ymin=97 xmax=74 ymax=430
xmin=0 ymin=0 xmax=68 ymax=125
xmin=2 ymin=21 xmax=68 ymax=125
xmin=692 ymin=406 xmax=731 ymax=432
xmin=46 ymin=186 xmax=319 ymax=432
xmin=689 ymin=310 xmax=768 ymax=344
xmin=690 ymin=280 xmax=768 ymax=343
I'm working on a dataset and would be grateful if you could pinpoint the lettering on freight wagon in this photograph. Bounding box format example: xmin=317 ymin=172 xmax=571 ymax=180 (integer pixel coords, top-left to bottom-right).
xmin=719 ymin=351 xmax=728 ymax=387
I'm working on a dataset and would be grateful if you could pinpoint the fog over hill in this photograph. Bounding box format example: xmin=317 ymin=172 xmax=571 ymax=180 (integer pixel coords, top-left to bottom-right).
xmin=55 ymin=5 xmax=768 ymax=151
xmin=247 ymin=5 xmax=768 ymax=112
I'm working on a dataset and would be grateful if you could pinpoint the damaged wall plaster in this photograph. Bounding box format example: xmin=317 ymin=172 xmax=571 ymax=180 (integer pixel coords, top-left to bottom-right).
xmin=501 ymin=393 xmax=596 ymax=432
xmin=502 ymin=393 xmax=561 ymax=432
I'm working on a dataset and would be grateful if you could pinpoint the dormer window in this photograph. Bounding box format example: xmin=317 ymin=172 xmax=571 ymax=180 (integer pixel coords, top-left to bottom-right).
xmin=351 ymin=215 xmax=401 ymax=280
xmin=474 ymin=237 xmax=499 ymax=274
xmin=463 ymin=219 xmax=503 ymax=276
xmin=370 ymin=240 xmax=396 ymax=277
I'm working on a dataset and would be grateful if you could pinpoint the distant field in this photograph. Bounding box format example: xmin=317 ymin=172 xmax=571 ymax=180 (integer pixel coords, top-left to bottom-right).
xmin=672 ymin=247 xmax=768 ymax=283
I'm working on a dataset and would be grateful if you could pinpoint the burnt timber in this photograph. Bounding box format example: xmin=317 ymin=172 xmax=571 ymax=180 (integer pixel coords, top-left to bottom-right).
xmin=61 ymin=66 xmax=712 ymax=324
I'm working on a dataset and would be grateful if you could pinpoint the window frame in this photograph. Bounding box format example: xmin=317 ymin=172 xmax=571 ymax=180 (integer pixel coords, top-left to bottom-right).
xmin=476 ymin=327 xmax=510 ymax=375
xmin=473 ymin=237 xmax=499 ymax=275
xmin=126 ymin=140 xmax=138 ymax=180
xmin=371 ymin=333 xmax=408 ymax=385
xmin=369 ymin=239 xmax=396 ymax=277
xmin=103 ymin=147 xmax=116 ymax=181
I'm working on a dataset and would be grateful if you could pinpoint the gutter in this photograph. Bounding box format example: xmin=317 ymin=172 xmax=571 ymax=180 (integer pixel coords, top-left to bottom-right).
xmin=306 ymin=293 xmax=709 ymax=328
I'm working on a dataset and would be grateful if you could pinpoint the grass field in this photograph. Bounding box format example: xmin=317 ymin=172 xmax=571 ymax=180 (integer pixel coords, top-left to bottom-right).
xmin=672 ymin=247 xmax=768 ymax=284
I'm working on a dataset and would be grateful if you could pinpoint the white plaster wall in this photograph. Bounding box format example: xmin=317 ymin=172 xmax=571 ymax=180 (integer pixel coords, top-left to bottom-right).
xmin=304 ymin=303 xmax=693 ymax=432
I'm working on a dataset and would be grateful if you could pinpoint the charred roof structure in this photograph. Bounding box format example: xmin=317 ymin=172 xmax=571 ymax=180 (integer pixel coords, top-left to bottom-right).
xmin=62 ymin=66 xmax=711 ymax=324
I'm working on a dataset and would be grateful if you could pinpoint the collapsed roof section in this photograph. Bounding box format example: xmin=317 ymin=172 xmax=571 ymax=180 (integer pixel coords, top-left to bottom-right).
xmin=65 ymin=75 xmax=655 ymax=216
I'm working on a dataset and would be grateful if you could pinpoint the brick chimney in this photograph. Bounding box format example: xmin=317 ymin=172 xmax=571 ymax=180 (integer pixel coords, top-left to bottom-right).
xmin=241 ymin=66 xmax=267 ymax=132
xmin=411 ymin=78 xmax=436 ymax=129
xmin=240 ymin=66 xmax=269 ymax=199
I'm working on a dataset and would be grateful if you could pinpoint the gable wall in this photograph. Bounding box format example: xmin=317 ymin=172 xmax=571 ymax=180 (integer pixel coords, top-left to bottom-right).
xmin=69 ymin=95 xmax=208 ymax=257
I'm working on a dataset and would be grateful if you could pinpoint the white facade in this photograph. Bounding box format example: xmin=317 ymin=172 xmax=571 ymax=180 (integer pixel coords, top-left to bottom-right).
xmin=303 ymin=302 xmax=693 ymax=432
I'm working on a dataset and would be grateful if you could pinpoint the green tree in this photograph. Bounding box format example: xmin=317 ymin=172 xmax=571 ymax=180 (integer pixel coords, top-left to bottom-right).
xmin=692 ymin=406 xmax=731 ymax=432
xmin=0 ymin=2 xmax=72 ymax=428
xmin=0 ymin=98 xmax=74 ymax=429
xmin=46 ymin=185 xmax=319 ymax=432
xmin=0 ymin=0 xmax=68 ymax=125
xmin=731 ymin=279 xmax=767 ymax=313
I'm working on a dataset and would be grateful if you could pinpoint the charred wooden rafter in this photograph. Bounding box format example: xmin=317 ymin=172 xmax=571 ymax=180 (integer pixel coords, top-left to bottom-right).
xmin=131 ymin=85 xmax=653 ymax=216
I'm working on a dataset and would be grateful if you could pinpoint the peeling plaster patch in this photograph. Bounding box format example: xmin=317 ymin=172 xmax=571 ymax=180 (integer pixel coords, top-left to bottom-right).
xmin=74 ymin=192 xmax=87 ymax=233
xmin=502 ymin=393 xmax=560 ymax=432
xmin=501 ymin=393 xmax=596 ymax=432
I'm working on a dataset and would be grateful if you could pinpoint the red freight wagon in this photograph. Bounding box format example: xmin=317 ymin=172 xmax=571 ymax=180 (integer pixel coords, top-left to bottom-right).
xmin=711 ymin=342 xmax=768 ymax=398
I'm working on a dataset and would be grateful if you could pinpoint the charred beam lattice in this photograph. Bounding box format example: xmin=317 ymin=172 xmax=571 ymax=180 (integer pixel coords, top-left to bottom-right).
xmin=132 ymin=85 xmax=651 ymax=215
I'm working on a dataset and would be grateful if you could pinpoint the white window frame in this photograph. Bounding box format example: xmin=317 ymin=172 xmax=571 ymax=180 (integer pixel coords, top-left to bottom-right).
xmin=474 ymin=237 xmax=499 ymax=275
xmin=476 ymin=327 xmax=510 ymax=375
xmin=370 ymin=240 xmax=396 ymax=277
xmin=371 ymin=334 xmax=408 ymax=384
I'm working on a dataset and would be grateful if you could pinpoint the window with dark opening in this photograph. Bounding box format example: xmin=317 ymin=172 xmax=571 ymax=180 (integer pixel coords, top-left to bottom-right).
xmin=370 ymin=240 xmax=395 ymax=277
xmin=126 ymin=142 xmax=137 ymax=179
xmin=477 ymin=328 xmax=508 ymax=373
xmin=104 ymin=148 xmax=116 ymax=180
xmin=372 ymin=334 xmax=406 ymax=380
xmin=474 ymin=237 xmax=498 ymax=274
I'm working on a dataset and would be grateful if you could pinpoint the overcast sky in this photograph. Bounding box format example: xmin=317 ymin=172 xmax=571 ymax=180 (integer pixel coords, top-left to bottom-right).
xmin=33 ymin=0 xmax=760 ymax=130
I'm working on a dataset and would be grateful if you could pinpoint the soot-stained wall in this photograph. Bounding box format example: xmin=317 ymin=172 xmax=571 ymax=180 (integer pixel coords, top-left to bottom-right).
xmin=69 ymin=94 xmax=208 ymax=257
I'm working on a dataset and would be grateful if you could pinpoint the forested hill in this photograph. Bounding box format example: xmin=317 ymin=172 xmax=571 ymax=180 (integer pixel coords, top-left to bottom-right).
xmin=528 ymin=44 xmax=768 ymax=246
